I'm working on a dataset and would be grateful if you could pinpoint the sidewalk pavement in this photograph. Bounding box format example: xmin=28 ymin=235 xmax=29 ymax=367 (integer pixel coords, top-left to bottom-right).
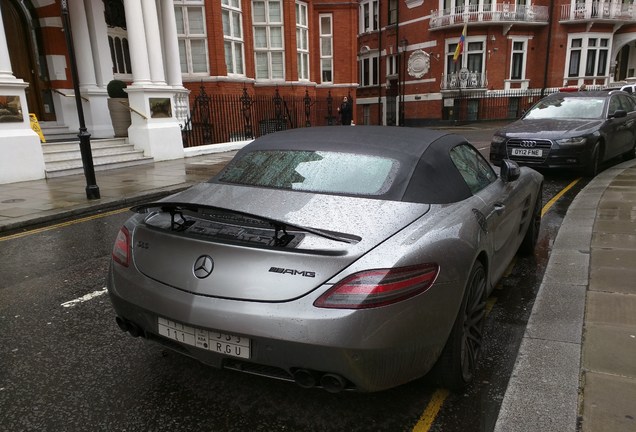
xmin=0 ymin=144 xmax=635 ymax=432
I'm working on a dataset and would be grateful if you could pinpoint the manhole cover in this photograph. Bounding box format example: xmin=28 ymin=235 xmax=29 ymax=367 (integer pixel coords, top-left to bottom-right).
xmin=2 ymin=198 xmax=26 ymax=203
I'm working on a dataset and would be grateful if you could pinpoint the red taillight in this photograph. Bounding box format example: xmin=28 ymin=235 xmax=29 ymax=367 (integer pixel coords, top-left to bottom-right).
xmin=112 ymin=226 xmax=130 ymax=267
xmin=314 ymin=264 xmax=439 ymax=309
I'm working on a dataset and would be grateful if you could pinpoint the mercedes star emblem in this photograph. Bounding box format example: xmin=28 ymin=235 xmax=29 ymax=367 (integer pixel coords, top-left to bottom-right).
xmin=193 ymin=255 xmax=214 ymax=279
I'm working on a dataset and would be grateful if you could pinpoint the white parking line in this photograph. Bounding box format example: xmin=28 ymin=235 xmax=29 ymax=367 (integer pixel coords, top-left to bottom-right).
xmin=61 ymin=288 xmax=108 ymax=308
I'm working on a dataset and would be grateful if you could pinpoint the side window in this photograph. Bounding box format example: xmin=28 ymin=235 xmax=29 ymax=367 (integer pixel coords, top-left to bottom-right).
xmin=608 ymin=95 xmax=622 ymax=115
xmin=618 ymin=95 xmax=636 ymax=113
xmin=450 ymin=144 xmax=497 ymax=194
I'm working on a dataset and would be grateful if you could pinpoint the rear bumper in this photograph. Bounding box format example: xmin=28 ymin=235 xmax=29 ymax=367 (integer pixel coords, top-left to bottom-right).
xmin=106 ymin=263 xmax=459 ymax=392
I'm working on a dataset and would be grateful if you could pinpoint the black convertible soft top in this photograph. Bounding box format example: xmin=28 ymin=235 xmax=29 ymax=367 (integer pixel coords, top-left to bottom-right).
xmin=212 ymin=126 xmax=475 ymax=204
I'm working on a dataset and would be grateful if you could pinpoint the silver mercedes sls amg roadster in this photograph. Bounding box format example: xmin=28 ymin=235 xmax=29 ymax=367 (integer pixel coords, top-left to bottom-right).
xmin=107 ymin=126 xmax=543 ymax=393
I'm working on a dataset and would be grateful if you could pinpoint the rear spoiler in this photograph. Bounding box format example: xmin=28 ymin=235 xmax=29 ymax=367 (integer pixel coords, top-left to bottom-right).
xmin=132 ymin=202 xmax=361 ymax=245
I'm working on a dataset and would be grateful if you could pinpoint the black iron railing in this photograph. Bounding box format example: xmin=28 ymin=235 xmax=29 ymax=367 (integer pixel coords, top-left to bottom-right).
xmin=181 ymin=87 xmax=340 ymax=148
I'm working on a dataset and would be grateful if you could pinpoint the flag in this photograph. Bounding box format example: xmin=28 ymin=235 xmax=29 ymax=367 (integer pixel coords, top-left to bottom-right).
xmin=453 ymin=24 xmax=467 ymax=62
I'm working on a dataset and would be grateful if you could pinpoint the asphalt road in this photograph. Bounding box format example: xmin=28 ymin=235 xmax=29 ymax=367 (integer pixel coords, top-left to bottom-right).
xmin=0 ymin=145 xmax=590 ymax=431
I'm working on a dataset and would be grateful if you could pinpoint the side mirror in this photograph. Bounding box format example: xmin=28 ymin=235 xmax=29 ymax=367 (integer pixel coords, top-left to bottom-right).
xmin=500 ymin=159 xmax=521 ymax=183
xmin=610 ymin=109 xmax=627 ymax=119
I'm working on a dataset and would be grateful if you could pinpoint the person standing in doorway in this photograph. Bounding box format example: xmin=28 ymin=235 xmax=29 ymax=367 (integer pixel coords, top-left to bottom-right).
xmin=338 ymin=96 xmax=352 ymax=125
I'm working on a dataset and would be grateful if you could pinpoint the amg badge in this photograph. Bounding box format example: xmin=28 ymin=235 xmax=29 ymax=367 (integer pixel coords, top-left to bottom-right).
xmin=269 ymin=267 xmax=316 ymax=278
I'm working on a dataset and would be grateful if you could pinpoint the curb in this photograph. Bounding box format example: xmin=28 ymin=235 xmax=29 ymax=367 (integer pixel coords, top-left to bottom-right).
xmin=494 ymin=158 xmax=636 ymax=432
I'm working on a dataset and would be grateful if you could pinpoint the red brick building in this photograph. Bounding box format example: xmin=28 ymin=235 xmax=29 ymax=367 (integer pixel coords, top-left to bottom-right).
xmin=359 ymin=0 xmax=636 ymax=126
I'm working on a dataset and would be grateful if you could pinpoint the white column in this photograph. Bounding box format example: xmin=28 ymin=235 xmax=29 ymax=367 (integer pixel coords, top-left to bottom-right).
xmin=84 ymin=0 xmax=115 ymax=87
xmin=141 ymin=0 xmax=166 ymax=85
xmin=0 ymin=7 xmax=15 ymax=80
xmin=75 ymin=0 xmax=115 ymax=138
xmin=0 ymin=0 xmax=45 ymax=183
xmin=123 ymin=0 xmax=151 ymax=85
xmin=68 ymin=0 xmax=97 ymax=89
xmin=161 ymin=0 xmax=183 ymax=87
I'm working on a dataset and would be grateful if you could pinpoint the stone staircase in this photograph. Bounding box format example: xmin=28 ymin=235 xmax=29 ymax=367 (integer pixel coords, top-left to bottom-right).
xmin=40 ymin=124 xmax=153 ymax=178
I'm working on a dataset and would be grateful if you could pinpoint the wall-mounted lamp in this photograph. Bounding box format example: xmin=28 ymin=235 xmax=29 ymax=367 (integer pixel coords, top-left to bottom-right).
xmin=490 ymin=35 xmax=496 ymax=42
xmin=399 ymin=38 xmax=408 ymax=53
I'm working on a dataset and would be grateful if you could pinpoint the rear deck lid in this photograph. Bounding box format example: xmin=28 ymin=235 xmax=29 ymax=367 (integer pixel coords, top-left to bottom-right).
xmin=130 ymin=184 xmax=429 ymax=302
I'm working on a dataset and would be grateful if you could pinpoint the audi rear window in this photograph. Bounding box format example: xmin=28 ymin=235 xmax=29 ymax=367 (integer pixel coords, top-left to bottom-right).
xmin=218 ymin=150 xmax=399 ymax=196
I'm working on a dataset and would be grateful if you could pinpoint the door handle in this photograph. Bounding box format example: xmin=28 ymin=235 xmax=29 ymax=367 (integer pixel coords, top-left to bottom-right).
xmin=487 ymin=203 xmax=506 ymax=219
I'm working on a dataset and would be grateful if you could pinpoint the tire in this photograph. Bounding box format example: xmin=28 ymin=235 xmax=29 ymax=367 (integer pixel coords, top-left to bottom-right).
xmin=623 ymin=141 xmax=635 ymax=161
xmin=432 ymin=261 xmax=487 ymax=391
xmin=584 ymin=145 xmax=600 ymax=178
xmin=518 ymin=185 xmax=542 ymax=256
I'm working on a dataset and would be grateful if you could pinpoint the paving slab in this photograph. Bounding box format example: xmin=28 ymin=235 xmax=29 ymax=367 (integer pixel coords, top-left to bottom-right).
xmin=586 ymin=291 xmax=636 ymax=327
xmin=589 ymin=266 xmax=636 ymax=295
xmin=583 ymin=323 xmax=636 ymax=377
xmin=581 ymin=372 xmax=636 ymax=432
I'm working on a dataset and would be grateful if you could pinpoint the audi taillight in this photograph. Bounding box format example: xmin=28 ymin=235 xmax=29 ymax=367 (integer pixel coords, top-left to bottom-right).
xmin=314 ymin=264 xmax=439 ymax=309
xmin=112 ymin=226 xmax=130 ymax=267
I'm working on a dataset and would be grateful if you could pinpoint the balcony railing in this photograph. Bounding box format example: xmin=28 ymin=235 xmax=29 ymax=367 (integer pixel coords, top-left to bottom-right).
xmin=430 ymin=4 xmax=549 ymax=30
xmin=441 ymin=71 xmax=487 ymax=91
xmin=560 ymin=1 xmax=636 ymax=22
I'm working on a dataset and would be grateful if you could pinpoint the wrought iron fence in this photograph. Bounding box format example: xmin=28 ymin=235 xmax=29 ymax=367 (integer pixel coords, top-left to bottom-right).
xmin=444 ymin=88 xmax=556 ymax=123
xmin=181 ymin=86 xmax=341 ymax=148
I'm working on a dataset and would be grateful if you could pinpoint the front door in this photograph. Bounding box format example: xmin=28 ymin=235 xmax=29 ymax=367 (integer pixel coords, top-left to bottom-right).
xmin=2 ymin=0 xmax=55 ymax=121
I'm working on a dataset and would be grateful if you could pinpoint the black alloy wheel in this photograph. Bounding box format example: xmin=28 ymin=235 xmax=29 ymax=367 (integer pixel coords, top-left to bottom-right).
xmin=433 ymin=261 xmax=487 ymax=390
xmin=519 ymin=185 xmax=542 ymax=255
xmin=584 ymin=144 xmax=601 ymax=178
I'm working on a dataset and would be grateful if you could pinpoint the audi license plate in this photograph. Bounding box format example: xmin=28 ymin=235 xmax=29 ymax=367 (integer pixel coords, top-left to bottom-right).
xmin=158 ymin=317 xmax=250 ymax=359
xmin=511 ymin=148 xmax=542 ymax=157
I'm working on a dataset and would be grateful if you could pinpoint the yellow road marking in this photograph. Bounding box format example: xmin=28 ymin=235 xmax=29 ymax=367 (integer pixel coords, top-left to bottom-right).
xmin=541 ymin=178 xmax=580 ymax=217
xmin=0 ymin=207 xmax=130 ymax=242
xmin=412 ymin=389 xmax=451 ymax=432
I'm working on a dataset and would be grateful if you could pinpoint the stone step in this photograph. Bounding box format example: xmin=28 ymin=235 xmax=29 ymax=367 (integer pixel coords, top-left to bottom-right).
xmin=43 ymin=143 xmax=137 ymax=162
xmin=39 ymin=122 xmax=81 ymax=142
xmin=41 ymin=138 xmax=128 ymax=153
xmin=45 ymin=152 xmax=154 ymax=178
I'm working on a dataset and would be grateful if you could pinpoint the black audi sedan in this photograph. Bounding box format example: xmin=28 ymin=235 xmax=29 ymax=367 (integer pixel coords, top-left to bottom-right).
xmin=489 ymin=90 xmax=636 ymax=177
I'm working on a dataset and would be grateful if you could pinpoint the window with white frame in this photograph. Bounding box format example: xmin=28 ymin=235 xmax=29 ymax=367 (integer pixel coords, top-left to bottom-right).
xmin=319 ymin=14 xmax=333 ymax=83
xmin=359 ymin=53 xmax=379 ymax=87
xmin=466 ymin=42 xmax=484 ymax=74
xmin=510 ymin=40 xmax=526 ymax=80
xmin=296 ymin=2 xmax=309 ymax=81
xmin=388 ymin=0 xmax=398 ymax=25
xmin=174 ymin=0 xmax=209 ymax=75
xmin=253 ymin=0 xmax=285 ymax=80
xmin=108 ymin=28 xmax=132 ymax=78
xmin=567 ymin=34 xmax=610 ymax=78
xmin=222 ymin=0 xmax=245 ymax=75
xmin=446 ymin=40 xmax=484 ymax=72
xmin=360 ymin=0 xmax=379 ymax=33
xmin=387 ymin=54 xmax=398 ymax=77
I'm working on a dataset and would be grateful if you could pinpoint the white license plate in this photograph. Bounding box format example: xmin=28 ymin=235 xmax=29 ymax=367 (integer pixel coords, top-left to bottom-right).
xmin=511 ymin=148 xmax=543 ymax=157
xmin=158 ymin=317 xmax=250 ymax=359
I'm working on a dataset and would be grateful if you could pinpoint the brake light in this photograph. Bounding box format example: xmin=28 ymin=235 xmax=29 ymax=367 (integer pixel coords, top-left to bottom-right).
xmin=112 ymin=226 xmax=130 ymax=267
xmin=314 ymin=264 xmax=439 ymax=309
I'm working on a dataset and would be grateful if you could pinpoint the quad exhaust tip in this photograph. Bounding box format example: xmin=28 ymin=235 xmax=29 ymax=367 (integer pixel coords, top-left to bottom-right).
xmin=293 ymin=369 xmax=347 ymax=393
xmin=115 ymin=317 xmax=143 ymax=338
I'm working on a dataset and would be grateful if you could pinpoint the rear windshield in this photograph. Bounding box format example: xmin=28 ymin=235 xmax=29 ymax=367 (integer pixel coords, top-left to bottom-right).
xmin=218 ymin=150 xmax=399 ymax=196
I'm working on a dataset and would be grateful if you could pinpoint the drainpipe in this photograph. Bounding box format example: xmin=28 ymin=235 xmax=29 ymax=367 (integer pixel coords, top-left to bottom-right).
xmin=377 ymin=2 xmax=382 ymax=125
xmin=542 ymin=0 xmax=554 ymax=97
